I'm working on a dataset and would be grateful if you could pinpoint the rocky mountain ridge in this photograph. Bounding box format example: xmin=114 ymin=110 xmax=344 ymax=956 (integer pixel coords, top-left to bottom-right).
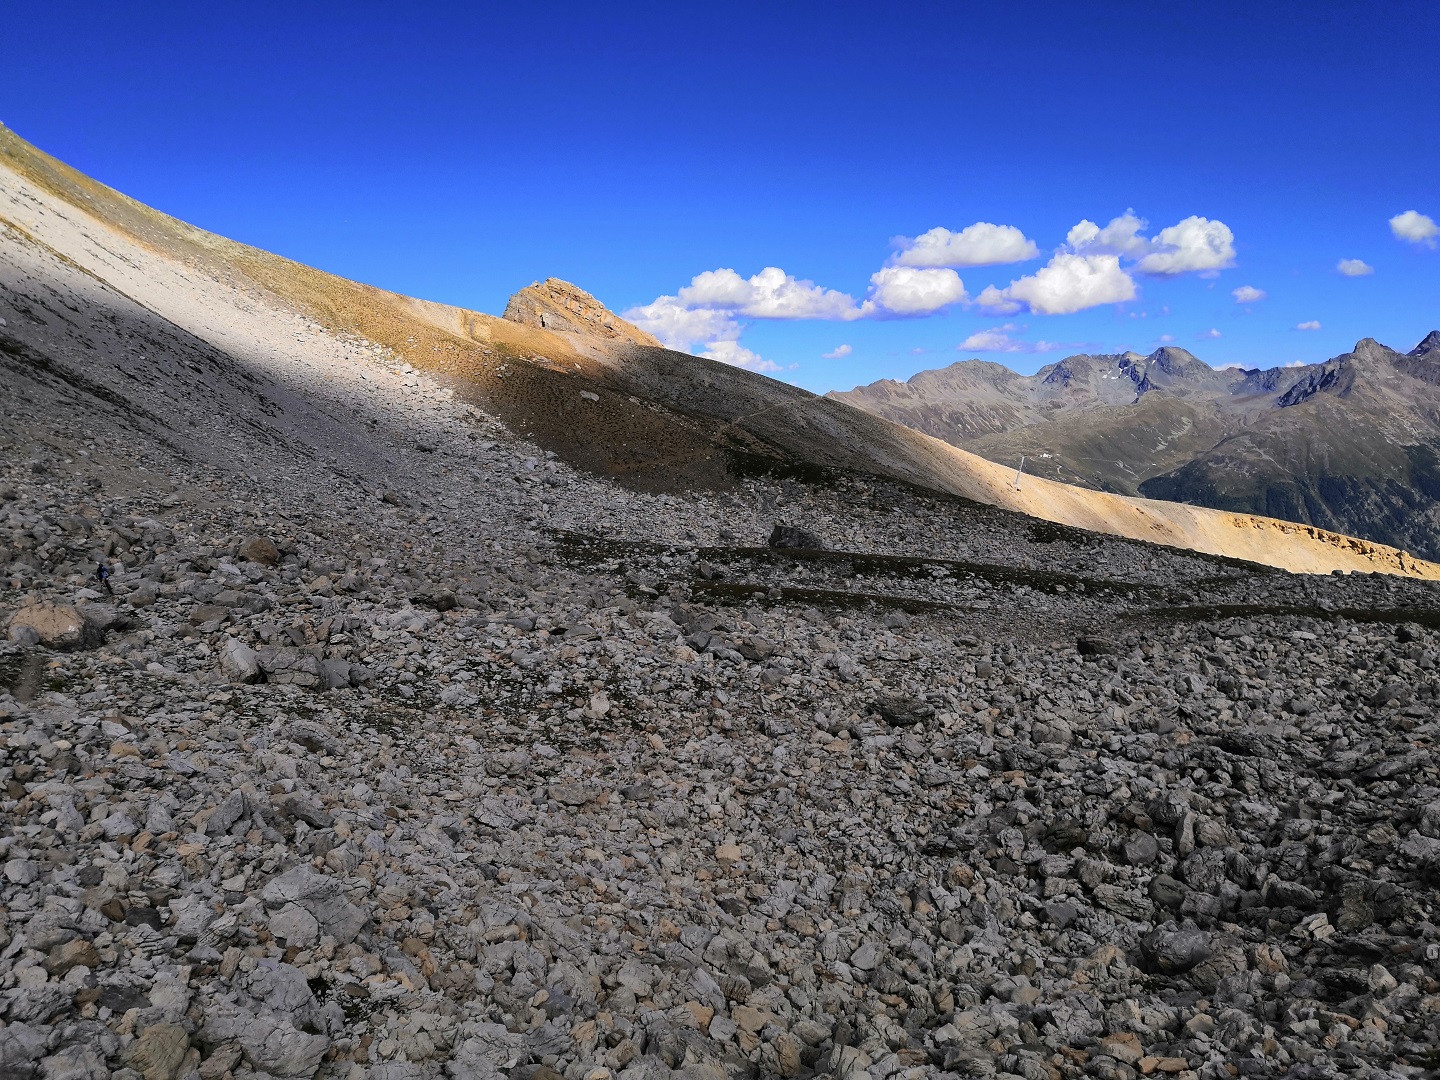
xmin=832 ymin=335 xmax=1440 ymax=560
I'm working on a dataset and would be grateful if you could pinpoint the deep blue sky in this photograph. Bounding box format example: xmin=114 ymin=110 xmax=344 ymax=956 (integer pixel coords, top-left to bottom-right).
xmin=5 ymin=1 xmax=1438 ymax=390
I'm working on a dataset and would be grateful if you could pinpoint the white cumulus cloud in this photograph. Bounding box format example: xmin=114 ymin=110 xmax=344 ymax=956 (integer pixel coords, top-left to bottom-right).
xmin=1197 ymin=328 xmax=1222 ymax=340
xmin=974 ymin=285 xmax=1022 ymax=316
xmin=1232 ymin=285 xmax=1267 ymax=304
xmin=862 ymin=266 xmax=967 ymax=316
xmin=701 ymin=340 xmax=779 ymax=373
xmin=1296 ymin=320 xmax=1322 ymax=331
xmin=623 ymin=295 xmax=741 ymax=351
xmin=978 ymin=253 xmax=1136 ymax=316
xmin=632 ymin=262 xmax=966 ymax=334
xmin=891 ymin=222 xmax=1039 ymax=268
xmin=1135 ymin=217 xmax=1236 ymax=275
xmin=1390 ymin=210 xmax=1438 ymax=247
xmin=625 ymin=261 xmax=968 ymax=373
xmin=1066 ymin=211 xmax=1151 ymax=258
xmin=677 ymin=267 xmax=862 ymax=320
xmin=822 ymin=344 xmax=852 ymax=359
xmin=1066 ymin=210 xmax=1235 ymax=276
xmin=957 ymin=325 xmax=1058 ymax=354
xmin=622 ymin=291 xmax=766 ymax=371
xmin=1337 ymin=258 xmax=1374 ymax=276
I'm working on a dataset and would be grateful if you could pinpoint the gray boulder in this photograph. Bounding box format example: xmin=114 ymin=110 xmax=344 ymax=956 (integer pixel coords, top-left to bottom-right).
xmin=244 ymin=960 xmax=322 ymax=1031
xmin=258 ymin=647 xmax=323 ymax=688
xmin=1141 ymin=924 xmax=1213 ymax=974
xmin=203 ymin=1002 xmax=328 ymax=1078
xmin=320 ymin=658 xmax=353 ymax=690
xmin=205 ymin=789 xmax=249 ymax=836
xmin=260 ymin=867 xmax=366 ymax=944
xmin=767 ymin=524 xmax=824 ymax=550
xmin=449 ymin=1022 xmax=527 ymax=1072
xmin=0 ymin=1022 xmax=48 ymax=1074
xmin=219 ymin=636 xmax=262 ymax=683
xmin=2 ymin=984 xmax=73 ymax=1023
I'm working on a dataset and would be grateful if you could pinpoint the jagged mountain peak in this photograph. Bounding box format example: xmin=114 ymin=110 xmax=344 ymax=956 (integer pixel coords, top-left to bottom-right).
xmin=1349 ymin=336 xmax=1397 ymax=362
xmin=1410 ymin=330 xmax=1440 ymax=357
xmin=920 ymin=358 xmax=1020 ymax=380
xmin=1134 ymin=344 xmax=1240 ymax=398
xmin=1034 ymin=351 xmax=1144 ymax=387
xmin=1274 ymin=362 xmax=1354 ymax=408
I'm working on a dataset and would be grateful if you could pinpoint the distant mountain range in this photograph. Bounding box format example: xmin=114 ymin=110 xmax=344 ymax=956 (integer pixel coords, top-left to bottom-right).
xmin=830 ymin=332 xmax=1440 ymax=559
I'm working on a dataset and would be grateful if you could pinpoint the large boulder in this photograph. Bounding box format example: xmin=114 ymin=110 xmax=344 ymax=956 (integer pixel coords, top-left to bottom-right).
xmin=203 ymin=1003 xmax=329 ymax=1078
xmin=1140 ymin=924 xmax=1213 ymax=974
xmin=7 ymin=601 xmax=103 ymax=649
xmin=448 ymin=1023 xmax=527 ymax=1073
xmin=0 ymin=1023 xmax=48 ymax=1075
xmin=123 ymin=1022 xmax=190 ymax=1080
xmin=320 ymin=658 xmax=354 ymax=690
xmin=242 ymin=961 xmax=323 ymax=1031
xmin=219 ymin=636 xmax=262 ymax=683
xmin=768 ymin=524 xmax=824 ymax=550
xmin=238 ymin=534 xmax=281 ymax=566
xmin=260 ymin=867 xmax=367 ymax=944
xmin=257 ymin=647 xmax=323 ymax=688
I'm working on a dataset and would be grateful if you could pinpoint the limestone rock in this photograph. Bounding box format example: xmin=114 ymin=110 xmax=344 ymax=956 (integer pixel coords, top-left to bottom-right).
xmin=219 ymin=636 xmax=262 ymax=683
xmin=203 ymin=1003 xmax=328 ymax=1078
xmin=767 ymin=524 xmax=824 ymax=550
xmin=257 ymin=647 xmax=323 ymax=688
xmin=260 ymin=867 xmax=366 ymax=944
xmin=123 ymin=1023 xmax=189 ymax=1080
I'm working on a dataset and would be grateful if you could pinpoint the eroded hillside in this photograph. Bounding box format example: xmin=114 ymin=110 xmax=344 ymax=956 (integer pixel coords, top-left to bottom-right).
xmin=1 ymin=125 xmax=1437 ymax=578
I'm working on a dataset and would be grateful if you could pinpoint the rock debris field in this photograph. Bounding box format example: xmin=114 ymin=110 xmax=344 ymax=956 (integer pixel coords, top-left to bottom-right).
xmin=5 ymin=156 xmax=1440 ymax=1080
xmin=6 ymin=366 xmax=1440 ymax=1080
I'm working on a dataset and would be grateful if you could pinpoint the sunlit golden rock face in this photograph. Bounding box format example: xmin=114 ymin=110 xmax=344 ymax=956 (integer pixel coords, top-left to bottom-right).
xmin=502 ymin=277 xmax=661 ymax=348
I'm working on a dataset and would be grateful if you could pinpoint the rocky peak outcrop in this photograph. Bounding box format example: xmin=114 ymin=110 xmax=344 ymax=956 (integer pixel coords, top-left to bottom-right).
xmin=1275 ymin=360 xmax=1355 ymax=408
xmin=1347 ymin=337 xmax=1408 ymax=370
xmin=1146 ymin=345 xmax=1203 ymax=374
xmin=502 ymin=277 xmax=661 ymax=347
xmin=1134 ymin=346 xmax=1240 ymax=399
xmin=1409 ymin=330 xmax=1440 ymax=359
xmin=1037 ymin=353 xmax=1136 ymax=390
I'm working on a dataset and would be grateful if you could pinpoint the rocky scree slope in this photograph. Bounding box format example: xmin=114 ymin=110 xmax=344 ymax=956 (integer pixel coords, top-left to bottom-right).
xmin=0 ymin=123 xmax=1432 ymax=580
xmin=3 ymin=124 xmax=1440 ymax=1080
xmin=832 ymin=337 xmax=1440 ymax=562
xmin=7 ymin=383 xmax=1440 ymax=1080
